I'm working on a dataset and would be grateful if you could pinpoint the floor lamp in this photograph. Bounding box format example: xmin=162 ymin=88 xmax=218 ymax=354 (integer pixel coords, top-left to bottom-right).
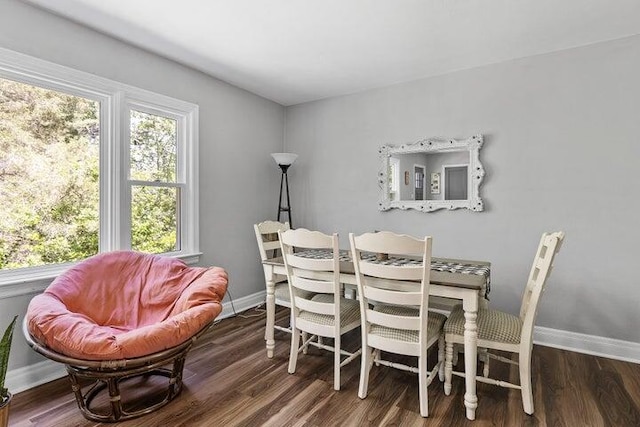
xmin=271 ymin=153 xmax=298 ymax=227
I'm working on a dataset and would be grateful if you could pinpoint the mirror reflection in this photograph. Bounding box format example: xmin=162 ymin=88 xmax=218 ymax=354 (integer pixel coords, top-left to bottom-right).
xmin=379 ymin=135 xmax=485 ymax=212
xmin=389 ymin=150 xmax=470 ymax=202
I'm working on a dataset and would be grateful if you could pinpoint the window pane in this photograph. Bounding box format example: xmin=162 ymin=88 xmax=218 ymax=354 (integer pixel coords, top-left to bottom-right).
xmin=130 ymin=110 xmax=177 ymax=182
xmin=131 ymin=185 xmax=180 ymax=254
xmin=0 ymin=77 xmax=100 ymax=270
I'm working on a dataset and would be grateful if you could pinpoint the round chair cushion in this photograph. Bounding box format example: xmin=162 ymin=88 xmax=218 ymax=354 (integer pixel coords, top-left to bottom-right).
xmin=26 ymin=251 xmax=228 ymax=360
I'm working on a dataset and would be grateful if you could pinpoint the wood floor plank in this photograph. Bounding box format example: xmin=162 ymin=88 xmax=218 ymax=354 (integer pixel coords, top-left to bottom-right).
xmin=562 ymin=350 xmax=605 ymax=425
xmin=538 ymin=345 xmax=572 ymax=427
xmin=8 ymin=306 xmax=640 ymax=426
xmin=588 ymin=356 xmax=640 ymax=426
xmin=612 ymin=357 xmax=640 ymax=413
xmin=260 ymin=379 xmax=334 ymax=427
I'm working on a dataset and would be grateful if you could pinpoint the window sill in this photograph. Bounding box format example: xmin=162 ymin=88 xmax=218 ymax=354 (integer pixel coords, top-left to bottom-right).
xmin=0 ymin=252 xmax=202 ymax=299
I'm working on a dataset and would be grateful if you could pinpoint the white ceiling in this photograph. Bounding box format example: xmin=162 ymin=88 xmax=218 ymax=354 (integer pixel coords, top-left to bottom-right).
xmin=23 ymin=0 xmax=640 ymax=106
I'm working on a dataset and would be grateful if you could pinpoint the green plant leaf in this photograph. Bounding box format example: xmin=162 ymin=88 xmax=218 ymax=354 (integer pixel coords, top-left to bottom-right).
xmin=0 ymin=315 xmax=18 ymax=399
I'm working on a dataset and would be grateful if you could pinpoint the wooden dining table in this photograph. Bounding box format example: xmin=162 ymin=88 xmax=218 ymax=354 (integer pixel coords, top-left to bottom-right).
xmin=262 ymin=251 xmax=491 ymax=421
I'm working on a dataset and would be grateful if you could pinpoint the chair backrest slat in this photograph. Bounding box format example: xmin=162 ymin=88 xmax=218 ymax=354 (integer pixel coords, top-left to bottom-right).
xmin=281 ymin=229 xmax=334 ymax=249
xmin=295 ymin=297 xmax=335 ymax=316
xmin=262 ymin=240 xmax=282 ymax=252
xmin=285 ymin=254 xmax=334 ymax=272
xmin=363 ymin=286 xmax=422 ymax=306
xmin=367 ymin=308 xmax=421 ymax=331
xmin=291 ymin=275 xmax=334 ymax=294
xmin=359 ymin=263 xmax=424 ymax=281
xmin=352 ymin=231 xmax=426 ymax=256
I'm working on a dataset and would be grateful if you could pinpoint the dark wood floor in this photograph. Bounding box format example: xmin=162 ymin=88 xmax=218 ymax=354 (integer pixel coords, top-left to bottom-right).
xmin=8 ymin=306 xmax=640 ymax=426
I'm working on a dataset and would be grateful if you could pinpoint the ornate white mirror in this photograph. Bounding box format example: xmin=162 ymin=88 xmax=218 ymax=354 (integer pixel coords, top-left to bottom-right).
xmin=378 ymin=135 xmax=485 ymax=212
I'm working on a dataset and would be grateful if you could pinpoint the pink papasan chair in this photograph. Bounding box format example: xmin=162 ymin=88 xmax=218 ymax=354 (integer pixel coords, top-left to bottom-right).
xmin=24 ymin=251 xmax=228 ymax=422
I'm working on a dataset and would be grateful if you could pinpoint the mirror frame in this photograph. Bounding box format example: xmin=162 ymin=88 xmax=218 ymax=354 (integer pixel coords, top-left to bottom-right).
xmin=378 ymin=134 xmax=485 ymax=212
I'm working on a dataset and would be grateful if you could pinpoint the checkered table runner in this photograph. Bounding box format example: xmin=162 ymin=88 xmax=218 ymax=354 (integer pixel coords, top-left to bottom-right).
xmin=295 ymin=249 xmax=491 ymax=297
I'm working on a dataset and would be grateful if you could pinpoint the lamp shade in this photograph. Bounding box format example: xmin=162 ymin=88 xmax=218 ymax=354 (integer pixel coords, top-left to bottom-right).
xmin=271 ymin=152 xmax=298 ymax=166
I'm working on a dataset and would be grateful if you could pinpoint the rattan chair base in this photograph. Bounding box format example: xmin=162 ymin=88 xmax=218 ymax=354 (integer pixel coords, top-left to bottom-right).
xmin=24 ymin=319 xmax=210 ymax=423
xmin=65 ymin=350 xmax=187 ymax=422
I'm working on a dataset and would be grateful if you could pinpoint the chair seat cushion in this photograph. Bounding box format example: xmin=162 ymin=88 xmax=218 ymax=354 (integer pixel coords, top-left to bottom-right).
xmin=444 ymin=305 xmax=522 ymax=344
xmin=274 ymin=281 xmax=314 ymax=304
xmin=274 ymin=281 xmax=290 ymax=302
xmin=298 ymin=294 xmax=360 ymax=327
xmin=27 ymin=251 xmax=228 ymax=360
xmin=369 ymin=305 xmax=446 ymax=343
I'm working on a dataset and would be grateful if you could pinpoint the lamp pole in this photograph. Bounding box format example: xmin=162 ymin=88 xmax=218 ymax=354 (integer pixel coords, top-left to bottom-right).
xmin=278 ymin=164 xmax=293 ymax=226
xmin=271 ymin=153 xmax=297 ymax=227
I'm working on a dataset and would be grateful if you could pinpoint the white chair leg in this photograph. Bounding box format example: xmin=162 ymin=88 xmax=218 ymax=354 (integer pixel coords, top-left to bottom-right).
xmin=482 ymin=363 xmax=489 ymax=378
xmin=452 ymin=344 xmax=459 ymax=366
xmin=358 ymin=346 xmax=373 ymax=399
xmin=302 ymin=332 xmax=309 ymax=355
xmin=288 ymin=328 xmax=300 ymax=374
xmin=482 ymin=349 xmax=490 ymax=378
xmin=334 ymin=335 xmax=341 ymax=391
xmin=265 ymin=279 xmax=276 ymax=358
xmin=438 ymin=334 xmax=445 ymax=381
xmin=418 ymin=354 xmax=428 ymax=417
xmin=444 ymin=341 xmax=454 ymax=395
xmin=519 ymin=350 xmax=534 ymax=414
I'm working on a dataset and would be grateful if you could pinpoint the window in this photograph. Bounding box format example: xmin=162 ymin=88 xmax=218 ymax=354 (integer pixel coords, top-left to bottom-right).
xmin=0 ymin=48 xmax=199 ymax=285
xmin=0 ymin=78 xmax=100 ymax=269
xmin=128 ymin=109 xmax=181 ymax=254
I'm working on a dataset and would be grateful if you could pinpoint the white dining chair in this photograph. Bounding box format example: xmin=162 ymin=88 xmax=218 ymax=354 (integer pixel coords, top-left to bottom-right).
xmin=349 ymin=231 xmax=446 ymax=418
xmin=443 ymin=231 xmax=565 ymax=415
xmin=279 ymin=228 xmax=361 ymax=391
xmin=254 ymin=220 xmax=293 ymax=358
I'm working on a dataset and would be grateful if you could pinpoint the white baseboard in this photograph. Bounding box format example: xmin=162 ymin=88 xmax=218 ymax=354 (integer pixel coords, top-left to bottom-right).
xmin=218 ymin=289 xmax=265 ymax=320
xmin=6 ymin=359 xmax=66 ymax=394
xmin=6 ymin=290 xmax=268 ymax=395
xmin=534 ymin=326 xmax=640 ymax=364
xmin=8 ymin=292 xmax=639 ymax=395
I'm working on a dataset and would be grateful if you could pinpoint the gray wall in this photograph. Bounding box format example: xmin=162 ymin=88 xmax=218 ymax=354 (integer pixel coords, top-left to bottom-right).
xmin=0 ymin=0 xmax=284 ymax=370
xmin=285 ymin=35 xmax=640 ymax=343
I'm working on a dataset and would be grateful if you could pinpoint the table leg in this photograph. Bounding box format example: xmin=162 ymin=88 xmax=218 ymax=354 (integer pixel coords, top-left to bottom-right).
xmin=265 ymin=270 xmax=276 ymax=359
xmin=463 ymin=299 xmax=479 ymax=420
xmin=479 ymin=287 xmax=489 ymax=309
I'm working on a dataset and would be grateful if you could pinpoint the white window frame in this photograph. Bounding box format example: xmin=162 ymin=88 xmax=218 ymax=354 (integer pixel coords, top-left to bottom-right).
xmin=0 ymin=48 xmax=200 ymax=296
xmin=124 ymin=101 xmax=195 ymax=255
